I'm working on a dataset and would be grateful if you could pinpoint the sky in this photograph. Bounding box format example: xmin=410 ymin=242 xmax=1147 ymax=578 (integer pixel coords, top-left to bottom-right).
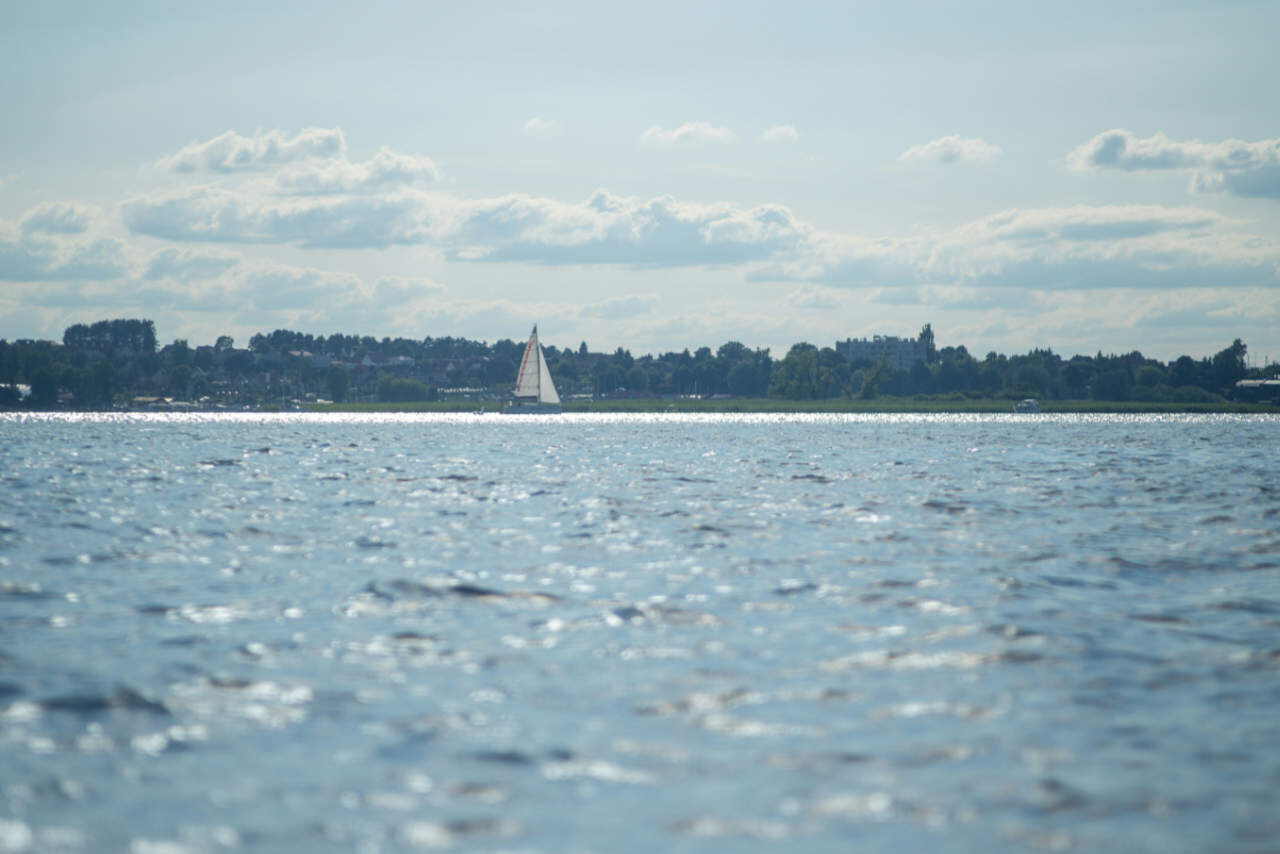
xmin=2 ymin=1 xmax=1279 ymax=364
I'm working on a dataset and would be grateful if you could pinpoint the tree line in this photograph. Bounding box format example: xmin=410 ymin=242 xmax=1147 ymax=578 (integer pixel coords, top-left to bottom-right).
xmin=0 ymin=317 xmax=1274 ymax=409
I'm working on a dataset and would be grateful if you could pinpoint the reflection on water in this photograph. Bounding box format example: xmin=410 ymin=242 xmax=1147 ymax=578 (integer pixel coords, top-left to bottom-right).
xmin=2 ymin=413 xmax=1278 ymax=852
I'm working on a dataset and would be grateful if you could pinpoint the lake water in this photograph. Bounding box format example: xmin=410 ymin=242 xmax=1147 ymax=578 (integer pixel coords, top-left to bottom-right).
xmin=2 ymin=413 xmax=1278 ymax=853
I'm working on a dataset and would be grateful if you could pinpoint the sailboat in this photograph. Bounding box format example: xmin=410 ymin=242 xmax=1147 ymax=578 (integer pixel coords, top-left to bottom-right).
xmin=505 ymin=325 xmax=562 ymax=413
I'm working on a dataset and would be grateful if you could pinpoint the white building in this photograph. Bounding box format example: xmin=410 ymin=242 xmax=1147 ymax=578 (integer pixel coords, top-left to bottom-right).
xmin=836 ymin=335 xmax=924 ymax=370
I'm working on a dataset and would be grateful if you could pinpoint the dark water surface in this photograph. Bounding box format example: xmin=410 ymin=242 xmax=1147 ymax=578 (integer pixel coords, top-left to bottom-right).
xmin=2 ymin=413 xmax=1278 ymax=852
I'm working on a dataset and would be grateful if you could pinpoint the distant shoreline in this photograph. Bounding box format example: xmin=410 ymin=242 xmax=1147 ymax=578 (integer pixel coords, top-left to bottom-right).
xmin=303 ymin=397 xmax=1280 ymax=415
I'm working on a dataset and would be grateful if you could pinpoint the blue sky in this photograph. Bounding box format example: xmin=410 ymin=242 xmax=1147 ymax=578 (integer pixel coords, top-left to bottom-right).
xmin=3 ymin=1 xmax=1278 ymax=363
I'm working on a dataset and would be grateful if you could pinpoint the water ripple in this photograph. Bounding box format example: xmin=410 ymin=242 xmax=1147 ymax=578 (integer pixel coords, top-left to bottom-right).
xmin=2 ymin=412 xmax=1278 ymax=851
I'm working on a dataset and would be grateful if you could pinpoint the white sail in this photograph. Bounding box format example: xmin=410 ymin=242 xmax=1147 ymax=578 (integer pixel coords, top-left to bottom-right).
xmin=512 ymin=325 xmax=560 ymax=405
xmin=514 ymin=326 xmax=542 ymax=399
xmin=536 ymin=343 xmax=560 ymax=405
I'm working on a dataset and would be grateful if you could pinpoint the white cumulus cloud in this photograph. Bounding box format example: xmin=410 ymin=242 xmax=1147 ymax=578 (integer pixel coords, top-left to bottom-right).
xmin=159 ymin=128 xmax=348 ymax=173
xmin=241 ymin=265 xmax=364 ymax=312
xmin=640 ymin=122 xmax=736 ymax=146
xmin=371 ymin=275 xmax=446 ymax=297
xmin=143 ymin=247 xmax=241 ymax=282
xmin=272 ymin=148 xmax=441 ymax=195
xmin=759 ymin=125 xmax=800 ymax=144
xmin=121 ymin=185 xmax=435 ymax=249
xmin=449 ymin=190 xmax=808 ymax=267
xmin=898 ymin=135 xmax=1002 ymax=165
xmin=0 ymin=235 xmax=131 ymax=282
xmin=1068 ymin=128 xmax=1280 ymax=200
xmin=19 ymin=201 xmax=99 ymax=235
xmin=756 ymin=204 xmax=1278 ymax=294
xmin=786 ymin=285 xmax=843 ymax=309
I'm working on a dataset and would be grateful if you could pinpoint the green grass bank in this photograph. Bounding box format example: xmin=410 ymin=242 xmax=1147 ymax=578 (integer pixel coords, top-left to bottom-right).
xmin=305 ymin=397 xmax=1280 ymax=415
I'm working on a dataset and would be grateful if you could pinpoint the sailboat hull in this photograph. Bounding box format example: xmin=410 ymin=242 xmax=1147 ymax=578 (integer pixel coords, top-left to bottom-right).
xmin=503 ymin=401 xmax=563 ymax=414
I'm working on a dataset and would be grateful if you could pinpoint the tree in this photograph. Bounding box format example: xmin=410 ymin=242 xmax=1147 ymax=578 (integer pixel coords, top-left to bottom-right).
xmin=29 ymin=366 xmax=59 ymax=408
xmin=1211 ymin=339 xmax=1247 ymax=394
xmin=167 ymin=364 xmax=193 ymax=398
xmin=225 ymin=349 xmax=254 ymax=377
xmin=908 ymin=362 xmax=934 ymax=395
xmin=1091 ymin=368 xmax=1132 ymax=401
xmin=215 ymin=335 xmax=235 ymax=352
xmin=1135 ymin=365 xmax=1165 ymax=388
xmin=770 ymin=343 xmax=820 ymax=399
xmin=624 ymin=365 xmax=649 ymax=393
xmin=727 ymin=361 xmax=762 ymax=397
xmin=716 ymin=341 xmax=749 ymax=363
xmin=593 ymin=364 xmax=623 ymax=397
xmin=671 ymin=365 xmax=695 ymax=395
xmin=167 ymin=339 xmax=192 ymax=367
xmin=485 ymin=358 xmax=516 ymax=387
xmin=327 ymin=366 xmax=350 ymax=402
xmin=1013 ymin=364 xmax=1051 ymax=398
xmin=918 ymin=323 xmax=936 ymax=364
xmin=377 ymin=376 xmax=431 ymax=402
xmin=859 ymin=358 xmax=896 ymax=399
xmin=63 ymin=318 xmax=155 ymax=354
xmin=1061 ymin=359 xmax=1095 ymax=398
xmin=1168 ymin=355 xmax=1201 ymax=389
xmin=75 ymin=360 xmax=116 ymax=407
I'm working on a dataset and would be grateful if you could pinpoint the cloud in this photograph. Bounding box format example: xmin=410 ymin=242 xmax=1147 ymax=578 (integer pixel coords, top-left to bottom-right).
xmin=371 ymin=275 xmax=446 ymax=298
xmin=120 ymin=132 xmax=1280 ymax=303
xmin=119 ymin=181 xmax=799 ymax=265
xmin=241 ymin=265 xmax=364 ymax=312
xmin=144 ymin=247 xmax=241 ymax=282
xmin=640 ymin=122 xmax=735 ymax=146
xmin=121 ymin=185 xmax=434 ymax=248
xmin=1066 ymin=129 xmax=1280 ymax=172
xmin=785 ymin=285 xmax=843 ymax=309
xmin=760 ymin=125 xmax=800 ymax=144
xmin=869 ymin=287 xmax=923 ymax=306
xmin=160 ymin=128 xmax=347 ymax=173
xmin=751 ymin=232 xmax=923 ymax=288
xmin=959 ymin=205 xmax=1222 ymax=244
xmin=909 ymin=285 xmax=1037 ymax=312
xmin=579 ymin=293 xmax=659 ymax=319
xmin=756 ymin=204 xmax=1278 ymax=293
xmin=9 ymin=248 xmax=447 ymax=336
xmin=450 ymin=190 xmax=808 ymax=267
xmin=1191 ymin=167 xmax=1280 ymax=200
xmin=121 ymin=162 xmax=1279 ymax=299
xmin=125 ymin=182 xmax=814 ymax=266
xmin=898 ymin=135 xmax=1002 ymax=165
xmin=524 ymin=117 xmax=561 ymax=138
xmin=20 ymin=202 xmax=98 ymax=235
xmin=0 ymin=232 xmax=130 ymax=282
xmin=156 ymin=129 xmax=438 ymax=196
xmin=930 ymin=206 xmax=1276 ymax=291
xmin=271 ymin=148 xmax=440 ymax=195
xmin=1068 ymin=129 xmax=1280 ymax=199
xmin=134 ymin=130 xmax=811 ymax=264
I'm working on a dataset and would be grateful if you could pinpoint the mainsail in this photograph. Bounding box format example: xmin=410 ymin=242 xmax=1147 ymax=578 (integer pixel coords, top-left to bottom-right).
xmin=513 ymin=325 xmax=560 ymax=405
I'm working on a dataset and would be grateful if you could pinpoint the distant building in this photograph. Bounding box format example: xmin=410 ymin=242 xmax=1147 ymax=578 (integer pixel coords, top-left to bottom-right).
xmin=836 ymin=335 xmax=925 ymax=370
xmin=1236 ymin=378 xmax=1280 ymax=402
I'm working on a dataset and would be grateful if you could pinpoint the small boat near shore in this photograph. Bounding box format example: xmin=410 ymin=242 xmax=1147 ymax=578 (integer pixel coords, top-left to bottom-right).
xmin=504 ymin=325 xmax=562 ymax=414
xmin=1014 ymin=398 xmax=1041 ymax=413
